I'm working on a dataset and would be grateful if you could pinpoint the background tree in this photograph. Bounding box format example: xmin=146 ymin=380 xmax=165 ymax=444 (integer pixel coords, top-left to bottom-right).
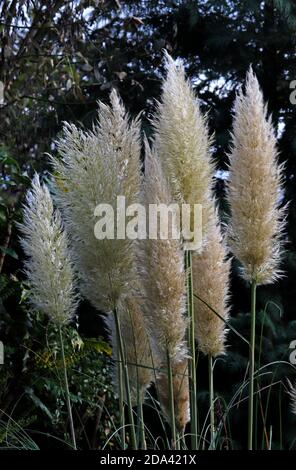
xmin=1 ymin=0 xmax=296 ymax=449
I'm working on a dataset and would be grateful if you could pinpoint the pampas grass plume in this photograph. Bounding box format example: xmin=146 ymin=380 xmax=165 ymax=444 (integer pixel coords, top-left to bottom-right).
xmin=139 ymin=141 xmax=187 ymax=363
xmin=226 ymin=67 xmax=286 ymax=285
xmin=153 ymin=51 xmax=214 ymax=238
xmin=19 ymin=175 xmax=77 ymax=325
xmin=192 ymin=207 xmax=231 ymax=357
xmin=52 ymin=89 xmax=141 ymax=311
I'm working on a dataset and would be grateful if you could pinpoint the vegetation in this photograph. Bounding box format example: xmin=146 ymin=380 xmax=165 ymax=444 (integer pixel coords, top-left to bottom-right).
xmin=1 ymin=0 xmax=296 ymax=451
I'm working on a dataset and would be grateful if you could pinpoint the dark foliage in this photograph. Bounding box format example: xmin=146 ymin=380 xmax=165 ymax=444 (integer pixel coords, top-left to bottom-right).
xmin=0 ymin=0 xmax=296 ymax=449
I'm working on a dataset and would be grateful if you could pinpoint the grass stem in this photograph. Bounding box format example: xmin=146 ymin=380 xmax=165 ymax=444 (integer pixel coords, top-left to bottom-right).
xmin=185 ymin=250 xmax=198 ymax=450
xmin=117 ymin=349 xmax=125 ymax=448
xmin=208 ymin=355 xmax=215 ymax=450
xmin=114 ymin=308 xmax=138 ymax=450
xmin=58 ymin=325 xmax=77 ymax=450
xmin=167 ymin=350 xmax=176 ymax=449
xmin=248 ymin=279 xmax=257 ymax=450
xmin=138 ymin=399 xmax=146 ymax=450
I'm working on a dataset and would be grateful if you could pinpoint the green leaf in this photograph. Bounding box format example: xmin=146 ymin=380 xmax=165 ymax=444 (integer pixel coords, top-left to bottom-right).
xmin=0 ymin=246 xmax=18 ymax=260
xmin=0 ymin=211 xmax=7 ymax=223
xmin=84 ymin=338 xmax=112 ymax=356
xmin=0 ymin=154 xmax=20 ymax=170
xmin=24 ymin=387 xmax=53 ymax=420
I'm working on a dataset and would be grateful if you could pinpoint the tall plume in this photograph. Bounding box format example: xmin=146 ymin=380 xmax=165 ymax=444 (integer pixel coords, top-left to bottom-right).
xmin=52 ymin=91 xmax=153 ymax=404
xmin=192 ymin=207 xmax=231 ymax=357
xmin=139 ymin=141 xmax=187 ymax=363
xmin=18 ymin=175 xmax=77 ymax=325
xmin=52 ymin=89 xmax=141 ymax=311
xmin=152 ymin=51 xmax=214 ymax=240
xmin=138 ymin=142 xmax=190 ymax=429
xmin=226 ymin=68 xmax=286 ymax=285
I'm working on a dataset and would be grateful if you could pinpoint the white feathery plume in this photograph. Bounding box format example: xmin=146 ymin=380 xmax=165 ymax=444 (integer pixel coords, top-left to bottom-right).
xmin=52 ymin=89 xmax=141 ymax=312
xmin=52 ymin=91 xmax=154 ymax=422
xmin=138 ymin=141 xmax=187 ymax=363
xmin=18 ymin=175 xmax=77 ymax=325
xmin=138 ymin=141 xmax=189 ymax=431
xmin=192 ymin=206 xmax=231 ymax=357
xmin=226 ymin=67 xmax=286 ymax=285
xmin=152 ymin=51 xmax=214 ymax=241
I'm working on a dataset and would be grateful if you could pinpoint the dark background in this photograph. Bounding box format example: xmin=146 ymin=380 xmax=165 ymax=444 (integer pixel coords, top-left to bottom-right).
xmin=0 ymin=0 xmax=296 ymax=450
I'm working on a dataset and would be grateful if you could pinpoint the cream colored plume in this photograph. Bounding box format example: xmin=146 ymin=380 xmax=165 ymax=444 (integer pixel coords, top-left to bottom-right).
xmin=156 ymin=358 xmax=190 ymax=432
xmin=152 ymin=51 xmax=214 ymax=240
xmin=192 ymin=207 xmax=231 ymax=357
xmin=138 ymin=141 xmax=187 ymax=363
xmin=105 ymin=293 xmax=154 ymax=406
xmin=226 ymin=68 xmax=286 ymax=285
xmin=19 ymin=175 xmax=78 ymax=325
xmin=52 ymin=89 xmax=141 ymax=312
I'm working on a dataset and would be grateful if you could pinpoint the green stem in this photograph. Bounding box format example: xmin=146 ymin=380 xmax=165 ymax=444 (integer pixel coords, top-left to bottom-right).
xmin=114 ymin=308 xmax=138 ymax=450
xmin=179 ymin=431 xmax=186 ymax=450
xmin=185 ymin=250 xmax=198 ymax=450
xmin=117 ymin=348 xmax=125 ymax=448
xmin=248 ymin=279 xmax=257 ymax=450
xmin=175 ymin=432 xmax=181 ymax=451
xmin=279 ymin=383 xmax=282 ymax=450
xmin=208 ymin=355 xmax=215 ymax=450
xmin=138 ymin=399 xmax=146 ymax=450
xmin=167 ymin=350 xmax=176 ymax=449
xmin=58 ymin=326 xmax=77 ymax=450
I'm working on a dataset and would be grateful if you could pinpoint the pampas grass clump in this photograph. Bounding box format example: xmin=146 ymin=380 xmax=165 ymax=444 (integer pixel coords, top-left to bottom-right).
xmin=226 ymin=67 xmax=286 ymax=285
xmin=17 ymin=58 xmax=293 ymax=451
